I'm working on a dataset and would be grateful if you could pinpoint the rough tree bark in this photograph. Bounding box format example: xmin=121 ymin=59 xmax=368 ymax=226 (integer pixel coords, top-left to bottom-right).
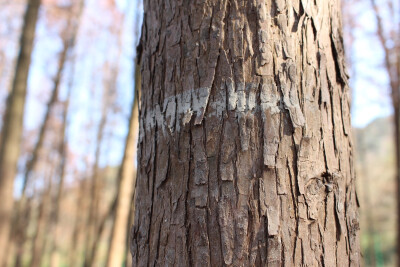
xmin=131 ymin=0 xmax=360 ymax=266
xmin=0 ymin=0 xmax=41 ymax=264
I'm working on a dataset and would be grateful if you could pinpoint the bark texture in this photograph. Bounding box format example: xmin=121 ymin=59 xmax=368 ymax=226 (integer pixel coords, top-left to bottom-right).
xmin=131 ymin=0 xmax=360 ymax=266
xmin=0 ymin=0 xmax=41 ymax=264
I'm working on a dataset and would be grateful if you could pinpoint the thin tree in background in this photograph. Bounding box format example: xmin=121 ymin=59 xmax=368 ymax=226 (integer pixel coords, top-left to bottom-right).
xmin=0 ymin=0 xmax=41 ymax=264
xmin=20 ymin=0 xmax=83 ymax=204
xmin=369 ymin=0 xmax=400 ymax=260
xmin=1 ymin=0 xmax=141 ymax=266
xmin=106 ymin=62 xmax=140 ymax=267
xmin=69 ymin=173 xmax=88 ymax=267
xmin=83 ymin=101 xmax=107 ymax=267
xmin=83 ymin=63 xmax=113 ymax=267
xmin=124 ymin=191 xmax=136 ymax=267
xmin=48 ymin=64 xmax=73 ymax=267
xmin=131 ymin=0 xmax=360 ymax=265
xmin=29 ymin=159 xmax=56 ymax=267
xmin=48 ymin=2 xmax=85 ymax=266
xmin=11 ymin=2 xmax=85 ymax=265
xmin=0 ymin=50 xmax=5 ymax=93
xmin=90 ymin=192 xmax=117 ymax=266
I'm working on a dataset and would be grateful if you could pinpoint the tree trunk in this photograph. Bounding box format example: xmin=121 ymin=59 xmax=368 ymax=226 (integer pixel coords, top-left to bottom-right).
xmin=11 ymin=197 xmax=32 ymax=267
xmin=48 ymin=78 xmax=71 ymax=267
xmin=89 ymin=193 xmax=118 ymax=266
xmin=21 ymin=6 xmax=73 ymax=199
xmin=83 ymin=121 xmax=106 ymax=267
xmin=49 ymin=3 xmax=84 ymax=266
xmin=106 ymin=64 xmax=139 ymax=267
xmin=83 ymin=76 xmax=110 ymax=267
xmin=30 ymin=165 xmax=55 ymax=267
xmin=11 ymin=4 xmax=84 ymax=264
xmin=395 ymin=109 xmax=400 ymax=267
xmin=69 ymin=177 xmax=87 ymax=267
xmin=0 ymin=0 xmax=41 ymax=264
xmin=124 ymin=191 xmax=136 ymax=267
xmin=131 ymin=0 xmax=360 ymax=266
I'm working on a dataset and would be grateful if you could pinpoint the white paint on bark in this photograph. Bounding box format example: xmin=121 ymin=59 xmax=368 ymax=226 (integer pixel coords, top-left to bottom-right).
xmin=143 ymin=82 xmax=265 ymax=134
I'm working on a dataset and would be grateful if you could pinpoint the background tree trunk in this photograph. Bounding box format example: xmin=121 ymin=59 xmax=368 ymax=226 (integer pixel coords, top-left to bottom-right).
xmin=48 ymin=75 xmax=71 ymax=267
xmin=68 ymin=177 xmax=87 ymax=267
xmin=0 ymin=0 xmax=41 ymax=264
xmin=83 ymin=65 xmax=111 ymax=267
xmin=30 ymin=164 xmax=55 ymax=267
xmin=48 ymin=3 xmax=84 ymax=266
xmin=131 ymin=0 xmax=360 ymax=266
xmin=12 ymin=6 xmax=82 ymax=265
xmin=83 ymin=112 xmax=106 ymax=267
xmin=106 ymin=63 xmax=140 ymax=267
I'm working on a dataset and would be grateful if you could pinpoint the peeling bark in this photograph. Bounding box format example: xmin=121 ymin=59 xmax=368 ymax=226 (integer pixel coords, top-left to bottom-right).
xmin=131 ymin=0 xmax=360 ymax=266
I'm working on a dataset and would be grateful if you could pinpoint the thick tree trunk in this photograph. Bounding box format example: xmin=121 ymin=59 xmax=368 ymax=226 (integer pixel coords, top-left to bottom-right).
xmin=0 ymin=0 xmax=41 ymax=264
xmin=106 ymin=65 xmax=140 ymax=267
xmin=131 ymin=0 xmax=360 ymax=266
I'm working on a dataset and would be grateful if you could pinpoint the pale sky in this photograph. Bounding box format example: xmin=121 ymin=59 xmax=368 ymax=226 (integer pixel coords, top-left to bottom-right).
xmin=348 ymin=0 xmax=395 ymax=127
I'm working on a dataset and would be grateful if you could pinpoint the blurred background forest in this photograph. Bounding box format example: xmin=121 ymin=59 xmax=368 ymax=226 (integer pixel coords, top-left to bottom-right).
xmin=0 ymin=0 xmax=398 ymax=266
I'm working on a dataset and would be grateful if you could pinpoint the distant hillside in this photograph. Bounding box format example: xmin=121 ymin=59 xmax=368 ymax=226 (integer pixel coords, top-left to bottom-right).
xmin=354 ymin=116 xmax=396 ymax=267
